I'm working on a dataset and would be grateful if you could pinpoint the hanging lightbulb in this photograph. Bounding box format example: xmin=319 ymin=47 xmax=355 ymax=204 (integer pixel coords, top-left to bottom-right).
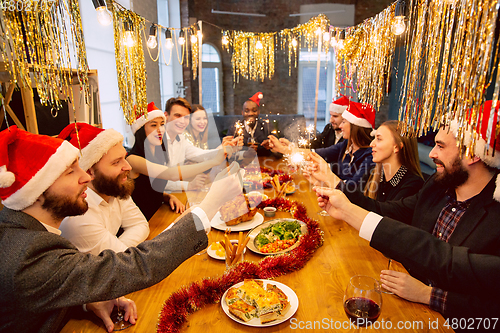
xmin=165 ymin=29 xmax=173 ymax=49
xmin=92 ymin=0 xmax=112 ymax=26
xmin=222 ymin=35 xmax=229 ymax=45
xmin=123 ymin=20 xmax=135 ymax=47
xmin=255 ymin=39 xmax=263 ymax=50
xmin=291 ymin=38 xmax=298 ymax=47
xmin=391 ymin=0 xmax=406 ymax=36
xmin=330 ymin=30 xmax=337 ymax=48
xmin=323 ymin=31 xmax=331 ymax=42
xmin=147 ymin=24 xmax=157 ymax=49
xmin=178 ymin=29 xmax=185 ymax=45
xmin=337 ymin=30 xmax=345 ymax=50
xmin=197 ymin=30 xmax=203 ymax=40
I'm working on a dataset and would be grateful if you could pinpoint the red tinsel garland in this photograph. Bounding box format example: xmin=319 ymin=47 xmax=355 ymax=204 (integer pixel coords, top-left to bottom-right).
xmin=157 ymin=197 xmax=324 ymax=333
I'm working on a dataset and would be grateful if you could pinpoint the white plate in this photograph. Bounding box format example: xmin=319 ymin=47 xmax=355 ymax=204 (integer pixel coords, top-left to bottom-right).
xmin=211 ymin=212 xmax=264 ymax=232
xmin=207 ymin=240 xmax=246 ymax=260
xmin=246 ymin=219 xmax=308 ymax=255
xmin=221 ymin=279 xmax=299 ymax=327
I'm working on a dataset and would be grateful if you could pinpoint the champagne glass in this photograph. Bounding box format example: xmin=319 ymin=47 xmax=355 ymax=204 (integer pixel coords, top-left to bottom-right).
xmin=111 ymin=300 xmax=132 ymax=331
xmin=343 ymin=275 xmax=382 ymax=330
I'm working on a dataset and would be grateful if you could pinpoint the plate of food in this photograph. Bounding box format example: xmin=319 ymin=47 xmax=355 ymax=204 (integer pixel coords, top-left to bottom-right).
xmin=221 ymin=279 xmax=299 ymax=327
xmin=211 ymin=193 xmax=264 ymax=231
xmin=246 ymin=219 xmax=307 ymax=255
xmin=211 ymin=212 xmax=264 ymax=232
xmin=207 ymin=240 xmax=246 ymax=260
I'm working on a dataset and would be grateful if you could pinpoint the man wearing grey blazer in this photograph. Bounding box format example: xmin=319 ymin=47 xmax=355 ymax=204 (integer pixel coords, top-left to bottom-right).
xmin=0 ymin=126 xmax=242 ymax=333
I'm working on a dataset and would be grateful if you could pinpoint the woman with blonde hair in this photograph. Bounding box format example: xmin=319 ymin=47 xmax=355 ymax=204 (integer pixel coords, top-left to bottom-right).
xmin=306 ymin=120 xmax=424 ymax=202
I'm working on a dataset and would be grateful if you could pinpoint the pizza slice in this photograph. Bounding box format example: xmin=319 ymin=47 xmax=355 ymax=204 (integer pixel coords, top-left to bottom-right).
xmin=227 ymin=299 xmax=257 ymax=322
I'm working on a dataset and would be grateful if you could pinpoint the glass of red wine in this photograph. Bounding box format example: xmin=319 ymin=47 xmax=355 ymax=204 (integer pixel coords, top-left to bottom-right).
xmin=343 ymin=275 xmax=382 ymax=330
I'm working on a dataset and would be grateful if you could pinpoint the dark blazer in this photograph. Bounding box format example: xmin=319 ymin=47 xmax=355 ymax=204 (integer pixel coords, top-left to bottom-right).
xmin=310 ymin=123 xmax=344 ymax=149
xmin=344 ymin=173 xmax=500 ymax=319
xmin=0 ymin=208 xmax=207 ymax=333
xmin=227 ymin=117 xmax=281 ymax=157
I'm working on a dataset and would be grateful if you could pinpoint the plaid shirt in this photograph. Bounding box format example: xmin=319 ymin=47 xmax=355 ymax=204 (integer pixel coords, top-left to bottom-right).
xmin=429 ymin=191 xmax=471 ymax=314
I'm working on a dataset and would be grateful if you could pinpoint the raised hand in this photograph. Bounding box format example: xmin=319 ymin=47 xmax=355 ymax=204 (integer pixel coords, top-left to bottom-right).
xmin=86 ymin=297 xmax=137 ymax=333
xmin=305 ymin=151 xmax=341 ymax=188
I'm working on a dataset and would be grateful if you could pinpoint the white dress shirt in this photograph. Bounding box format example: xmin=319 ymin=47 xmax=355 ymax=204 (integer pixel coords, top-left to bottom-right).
xmin=59 ymin=188 xmax=150 ymax=255
xmin=359 ymin=211 xmax=384 ymax=241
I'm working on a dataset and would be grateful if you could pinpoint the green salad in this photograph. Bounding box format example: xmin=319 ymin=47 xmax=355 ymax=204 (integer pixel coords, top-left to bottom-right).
xmin=254 ymin=220 xmax=302 ymax=248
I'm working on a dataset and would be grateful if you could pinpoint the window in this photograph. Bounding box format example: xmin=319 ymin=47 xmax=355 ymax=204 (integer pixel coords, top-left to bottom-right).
xmin=201 ymin=43 xmax=223 ymax=114
xmin=297 ymin=50 xmax=336 ymax=132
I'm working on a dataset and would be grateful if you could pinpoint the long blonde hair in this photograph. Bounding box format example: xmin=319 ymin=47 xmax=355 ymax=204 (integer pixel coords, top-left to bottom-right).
xmin=185 ymin=104 xmax=208 ymax=147
xmin=364 ymin=120 xmax=423 ymax=199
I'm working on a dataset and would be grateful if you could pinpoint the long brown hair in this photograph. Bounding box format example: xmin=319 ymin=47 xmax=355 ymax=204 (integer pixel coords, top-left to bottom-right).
xmin=185 ymin=104 xmax=208 ymax=147
xmin=364 ymin=120 xmax=423 ymax=199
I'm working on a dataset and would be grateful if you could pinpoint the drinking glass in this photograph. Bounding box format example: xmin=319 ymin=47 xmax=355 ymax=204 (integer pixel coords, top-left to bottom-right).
xmin=380 ymin=258 xmax=393 ymax=294
xmin=343 ymin=275 xmax=382 ymax=330
xmin=111 ymin=301 xmax=132 ymax=331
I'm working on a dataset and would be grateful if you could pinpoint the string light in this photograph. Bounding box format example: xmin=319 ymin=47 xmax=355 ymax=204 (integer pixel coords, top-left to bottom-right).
xmin=337 ymin=29 xmax=345 ymax=49
xmin=190 ymin=27 xmax=197 ymax=44
xmin=256 ymin=39 xmax=263 ymax=49
xmin=322 ymin=31 xmax=330 ymax=42
xmin=165 ymin=29 xmax=173 ymax=49
xmin=291 ymin=37 xmax=298 ymax=47
xmin=391 ymin=0 xmax=406 ymax=36
xmin=222 ymin=35 xmax=229 ymax=45
xmin=92 ymin=0 xmax=112 ymax=26
xmin=147 ymin=24 xmax=157 ymax=49
xmin=123 ymin=20 xmax=135 ymax=47
xmin=178 ymin=29 xmax=185 ymax=45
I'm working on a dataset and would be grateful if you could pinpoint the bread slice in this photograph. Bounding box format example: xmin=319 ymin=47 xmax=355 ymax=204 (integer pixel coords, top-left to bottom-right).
xmin=228 ymin=300 xmax=256 ymax=322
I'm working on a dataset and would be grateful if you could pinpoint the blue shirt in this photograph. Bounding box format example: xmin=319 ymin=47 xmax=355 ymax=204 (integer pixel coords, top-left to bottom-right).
xmin=315 ymin=140 xmax=375 ymax=192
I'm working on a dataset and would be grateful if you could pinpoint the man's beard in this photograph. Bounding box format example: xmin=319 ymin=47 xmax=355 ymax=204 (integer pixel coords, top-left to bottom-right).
xmin=434 ymin=156 xmax=469 ymax=189
xmin=42 ymin=188 xmax=88 ymax=220
xmin=92 ymin=169 xmax=135 ymax=200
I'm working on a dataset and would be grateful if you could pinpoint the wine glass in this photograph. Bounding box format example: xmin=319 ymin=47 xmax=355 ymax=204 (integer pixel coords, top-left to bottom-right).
xmin=343 ymin=275 xmax=382 ymax=330
xmin=111 ymin=301 xmax=132 ymax=331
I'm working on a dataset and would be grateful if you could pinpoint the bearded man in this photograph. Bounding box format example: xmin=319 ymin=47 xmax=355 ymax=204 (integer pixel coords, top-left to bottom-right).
xmin=308 ymin=109 xmax=500 ymax=327
xmin=59 ymin=123 xmax=149 ymax=255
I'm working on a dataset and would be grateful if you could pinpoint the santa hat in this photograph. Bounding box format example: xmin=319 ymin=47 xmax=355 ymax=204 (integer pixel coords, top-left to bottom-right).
xmin=249 ymin=92 xmax=263 ymax=106
xmin=58 ymin=123 xmax=123 ymax=171
xmin=449 ymin=100 xmax=500 ymax=201
xmin=0 ymin=126 xmax=79 ymax=211
xmin=342 ymin=101 xmax=376 ymax=129
xmin=329 ymin=95 xmax=350 ymax=114
xmin=130 ymin=102 xmax=166 ymax=134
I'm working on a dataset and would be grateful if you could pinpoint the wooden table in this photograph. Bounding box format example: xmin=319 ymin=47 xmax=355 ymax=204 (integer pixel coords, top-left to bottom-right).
xmin=61 ymin=158 xmax=452 ymax=333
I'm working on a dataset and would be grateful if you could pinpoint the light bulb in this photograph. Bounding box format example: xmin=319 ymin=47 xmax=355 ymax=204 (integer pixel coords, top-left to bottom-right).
xmin=96 ymin=6 xmax=112 ymax=26
xmin=190 ymin=34 xmax=197 ymax=44
xmin=291 ymin=38 xmax=298 ymax=47
xmin=222 ymin=35 xmax=229 ymax=45
xmin=179 ymin=36 xmax=185 ymax=45
xmin=315 ymin=27 xmax=322 ymax=35
xmin=165 ymin=38 xmax=173 ymax=49
xmin=391 ymin=16 xmax=406 ymax=35
xmin=322 ymin=31 xmax=330 ymax=42
xmin=124 ymin=31 xmax=135 ymax=47
xmin=147 ymin=35 xmax=157 ymax=49
xmin=256 ymin=40 xmax=263 ymax=50
xmin=337 ymin=39 xmax=344 ymax=50
xmin=197 ymin=31 xmax=203 ymax=39
xmin=330 ymin=38 xmax=337 ymax=48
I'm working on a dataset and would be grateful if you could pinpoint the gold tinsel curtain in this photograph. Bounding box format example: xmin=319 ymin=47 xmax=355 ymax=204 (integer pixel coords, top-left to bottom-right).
xmin=398 ymin=0 xmax=500 ymax=151
xmin=112 ymin=5 xmax=147 ymax=125
xmin=0 ymin=0 xmax=90 ymax=111
xmin=222 ymin=14 xmax=330 ymax=83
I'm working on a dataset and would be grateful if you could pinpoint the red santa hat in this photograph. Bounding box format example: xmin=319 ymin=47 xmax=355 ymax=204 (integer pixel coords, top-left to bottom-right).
xmin=0 ymin=126 xmax=79 ymax=210
xmin=130 ymin=102 xmax=166 ymax=134
xmin=342 ymin=101 xmax=376 ymax=129
xmin=58 ymin=123 xmax=123 ymax=171
xmin=249 ymin=92 xmax=263 ymax=106
xmin=329 ymin=95 xmax=350 ymax=114
xmin=449 ymin=100 xmax=500 ymax=201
